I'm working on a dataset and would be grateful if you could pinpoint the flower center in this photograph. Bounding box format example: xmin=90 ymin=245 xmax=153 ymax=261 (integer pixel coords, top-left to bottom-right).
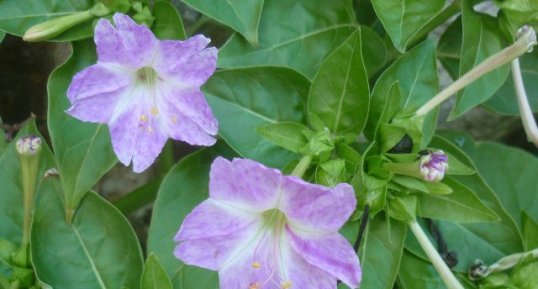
xmin=248 ymin=209 xmax=292 ymax=289
xmin=136 ymin=66 xmax=159 ymax=86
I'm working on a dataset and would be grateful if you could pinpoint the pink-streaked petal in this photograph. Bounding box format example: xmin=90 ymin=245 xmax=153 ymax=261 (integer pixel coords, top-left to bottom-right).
xmin=288 ymin=229 xmax=361 ymax=288
xmin=67 ymin=90 xmax=126 ymax=123
xmin=157 ymin=85 xmax=218 ymax=145
xmin=175 ymin=199 xmax=258 ymax=242
xmin=94 ymin=18 xmax=132 ymax=66
xmin=175 ymin=223 xmax=258 ymax=271
xmin=218 ymin=234 xmax=336 ymax=289
xmin=280 ymin=181 xmax=356 ymax=232
xmin=67 ymin=64 xmax=131 ymax=102
xmin=154 ymin=35 xmax=216 ymax=84
xmin=108 ymin=89 xmax=167 ymax=173
xmin=94 ymin=14 xmax=158 ymax=68
xmin=112 ymin=13 xmax=158 ymax=67
xmin=209 ymin=157 xmax=281 ymax=212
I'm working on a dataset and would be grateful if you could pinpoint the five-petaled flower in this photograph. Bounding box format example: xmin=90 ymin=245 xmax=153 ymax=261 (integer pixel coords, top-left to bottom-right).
xmin=66 ymin=13 xmax=218 ymax=173
xmin=174 ymin=157 xmax=362 ymax=289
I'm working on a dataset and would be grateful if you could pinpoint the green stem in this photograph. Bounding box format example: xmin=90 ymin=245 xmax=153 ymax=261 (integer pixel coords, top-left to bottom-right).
xmin=409 ymin=220 xmax=464 ymax=289
xmin=291 ymin=155 xmax=313 ymax=178
xmin=415 ymin=26 xmax=537 ymax=117
xmin=20 ymin=156 xmax=39 ymax=246
xmin=511 ymin=58 xmax=538 ymax=146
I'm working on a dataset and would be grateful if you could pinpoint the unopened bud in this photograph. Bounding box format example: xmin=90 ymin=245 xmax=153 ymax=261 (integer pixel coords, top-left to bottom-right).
xmin=16 ymin=135 xmax=42 ymax=156
xmin=419 ymin=150 xmax=448 ymax=182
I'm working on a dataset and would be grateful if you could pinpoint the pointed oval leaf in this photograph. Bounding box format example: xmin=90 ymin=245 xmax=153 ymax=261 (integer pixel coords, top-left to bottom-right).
xmin=449 ymin=0 xmax=510 ymax=119
xmin=218 ymin=0 xmax=357 ymax=79
xmin=203 ymin=67 xmax=310 ymax=168
xmin=365 ymin=40 xmax=439 ymax=145
xmin=358 ymin=214 xmax=407 ymax=289
xmin=371 ymin=0 xmax=446 ymax=52
xmin=307 ymin=30 xmax=370 ymax=137
xmin=47 ymin=40 xmax=117 ymax=212
xmin=256 ymin=122 xmax=310 ymax=154
xmin=141 ymin=254 xmax=173 ymax=289
xmin=182 ymin=0 xmax=263 ymax=45
xmin=31 ymin=188 xmax=144 ymax=289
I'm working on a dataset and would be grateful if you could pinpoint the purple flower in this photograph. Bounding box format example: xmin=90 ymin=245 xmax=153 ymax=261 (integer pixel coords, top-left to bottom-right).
xmin=419 ymin=150 xmax=448 ymax=182
xmin=174 ymin=157 xmax=361 ymax=289
xmin=66 ymin=13 xmax=218 ymax=173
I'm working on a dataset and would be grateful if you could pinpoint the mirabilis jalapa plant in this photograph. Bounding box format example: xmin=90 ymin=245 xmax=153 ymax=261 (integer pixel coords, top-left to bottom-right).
xmin=1 ymin=1 xmax=538 ymax=289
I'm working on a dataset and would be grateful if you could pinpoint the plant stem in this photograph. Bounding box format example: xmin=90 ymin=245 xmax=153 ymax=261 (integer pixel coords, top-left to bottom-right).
xmin=409 ymin=220 xmax=464 ymax=289
xmin=511 ymin=58 xmax=538 ymax=146
xmin=415 ymin=26 xmax=537 ymax=117
xmin=291 ymin=155 xmax=313 ymax=178
xmin=19 ymin=156 xmax=39 ymax=246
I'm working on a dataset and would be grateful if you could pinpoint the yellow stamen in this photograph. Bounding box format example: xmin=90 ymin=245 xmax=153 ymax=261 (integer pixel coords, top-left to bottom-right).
xmin=252 ymin=262 xmax=261 ymax=269
xmin=249 ymin=282 xmax=260 ymax=289
xmin=151 ymin=107 xmax=159 ymax=116
xmin=281 ymin=281 xmax=292 ymax=289
xmin=140 ymin=114 xmax=148 ymax=122
xmin=171 ymin=115 xmax=177 ymax=124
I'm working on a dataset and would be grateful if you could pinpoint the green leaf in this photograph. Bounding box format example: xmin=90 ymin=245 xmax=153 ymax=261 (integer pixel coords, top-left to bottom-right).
xmin=398 ymin=250 xmax=476 ymax=289
xmin=307 ymin=30 xmax=370 ymax=137
xmin=0 ymin=31 xmax=5 ymax=44
xmin=461 ymin=141 xmax=538 ymax=228
xmin=522 ymin=212 xmax=538 ymax=251
xmin=0 ymin=121 xmax=54 ymax=246
xmin=485 ymin=50 xmax=538 ymax=115
xmin=182 ymin=0 xmax=263 ymax=45
xmin=47 ymin=40 xmax=117 ymax=214
xmin=256 ymin=122 xmax=310 ymax=154
xmin=147 ymin=145 xmax=234 ymax=289
xmin=152 ymin=0 xmax=186 ymax=40
xmin=218 ymin=0 xmax=356 ymax=79
xmin=388 ymin=195 xmax=417 ymax=223
xmin=449 ymin=0 xmax=510 ymax=119
xmin=31 ymin=187 xmax=144 ymax=288
xmin=417 ymin=177 xmax=499 ymax=223
xmin=141 ymin=254 xmax=173 ymax=289
xmin=0 ymin=0 xmax=94 ymax=41
xmin=0 ymin=117 xmax=6 ymax=153
xmin=359 ymin=214 xmax=407 ymax=289
xmin=360 ymin=25 xmax=388 ymax=77
xmin=365 ymin=40 xmax=439 ymax=147
xmin=437 ymin=16 xmax=461 ymax=79
xmin=203 ymin=67 xmax=309 ymax=168
xmin=371 ymin=0 xmax=445 ymax=52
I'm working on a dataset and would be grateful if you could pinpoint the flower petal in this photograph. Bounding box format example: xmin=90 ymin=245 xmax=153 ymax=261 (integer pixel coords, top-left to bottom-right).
xmin=155 ymin=35 xmax=217 ymax=86
xmin=288 ymin=229 xmax=361 ymax=288
xmin=209 ymin=157 xmax=282 ymax=212
xmin=218 ymin=234 xmax=336 ymax=289
xmin=175 ymin=223 xmax=258 ymax=271
xmin=66 ymin=64 xmax=131 ymax=123
xmin=94 ymin=14 xmax=158 ymax=68
xmin=157 ymin=85 xmax=218 ymax=145
xmin=175 ymin=199 xmax=258 ymax=242
xmin=280 ymin=181 xmax=356 ymax=232
xmin=108 ymin=89 xmax=167 ymax=172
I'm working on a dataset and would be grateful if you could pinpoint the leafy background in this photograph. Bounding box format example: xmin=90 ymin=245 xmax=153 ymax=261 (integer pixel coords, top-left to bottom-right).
xmin=0 ymin=0 xmax=537 ymax=289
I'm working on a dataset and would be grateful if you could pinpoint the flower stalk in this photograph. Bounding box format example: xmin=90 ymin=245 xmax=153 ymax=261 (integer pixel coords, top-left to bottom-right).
xmin=511 ymin=57 xmax=538 ymax=146
xmin=291 ymin=155 xmax=313 ymax=178
xmin=415 ymin=25 xmax=537 ymax=117
xmin=409 ymin=220 xmax=464 ymax=289
xmin=16 ymin=136 xmax=42 ymax=246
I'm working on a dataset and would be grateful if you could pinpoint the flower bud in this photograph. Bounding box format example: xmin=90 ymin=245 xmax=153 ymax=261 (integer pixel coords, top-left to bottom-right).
xmin=23 ymin=3 xmax=109 ymax=42
xmin=419 ymin=150 xmax=448 ymax=182
xmin=16 ymin=135 xmax=42 ymax=156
